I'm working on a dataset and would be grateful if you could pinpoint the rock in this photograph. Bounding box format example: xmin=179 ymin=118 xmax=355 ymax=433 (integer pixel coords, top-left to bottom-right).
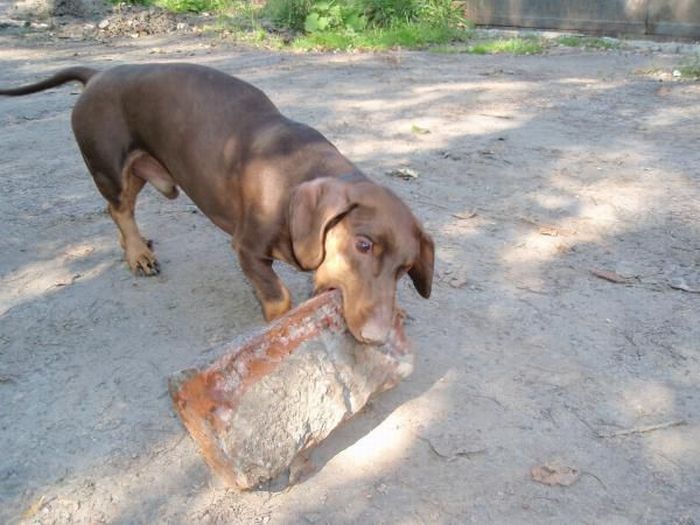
xmin=168 ymin=290 xmax=414 ymax=490
xmin=97 ymin=18 xmax=109 ymax=29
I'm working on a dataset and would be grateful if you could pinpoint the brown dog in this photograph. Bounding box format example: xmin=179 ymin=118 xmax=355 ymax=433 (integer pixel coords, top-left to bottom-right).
xmin=0 ymin=63 xmax=434 ymax=344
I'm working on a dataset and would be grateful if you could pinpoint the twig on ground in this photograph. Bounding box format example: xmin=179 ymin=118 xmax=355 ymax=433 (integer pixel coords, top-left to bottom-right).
xmin=581 ymin=471 xmax=607 ymax=490
xmin=596 ymin=420 xmax=687 ymax=438
xmin=416 ymin=435 xmax=487 ymax=461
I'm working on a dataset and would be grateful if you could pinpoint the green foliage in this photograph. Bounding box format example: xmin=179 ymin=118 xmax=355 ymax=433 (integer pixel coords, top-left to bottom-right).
xmin=284 ymin=0 xmax=467 ymax=50
xmin=144 ymin=0 xmax=470 ymax=51
xmin=293 ymin=20 xmax=466 ymax=51
xmin=264 ymin=0 xmax=464 ymax=33
xmin=355 ymin=0 xmax=418 ymax=26
xmin=349 ymin=0 xmax=463 ymax=28
xmin=415 ymin=0 xmax=464 ymax=27
xmin=678 ymin=55 xmax=700 ymax=79
xmin=303 ymin=1 xmax=366 ymax=33
xmin=263 ymin=0 xmax=314 ymax=30
xmin=430 ymin=37 xmax=544 ymax=55
xmin=153 ymin=0 xmax=229 ymax=12
xmin=114 ymin=0 xmax=256 ymax=14
xmin=469 ymin=37 xmax=544 ymax=55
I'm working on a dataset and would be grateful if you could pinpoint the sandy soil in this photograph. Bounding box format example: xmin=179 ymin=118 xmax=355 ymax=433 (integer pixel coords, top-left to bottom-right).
xmin=1 ymin=24 xmax=699 ymax=525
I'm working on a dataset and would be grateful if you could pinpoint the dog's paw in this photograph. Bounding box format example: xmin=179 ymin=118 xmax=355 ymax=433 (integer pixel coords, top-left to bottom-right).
xmin=127 ymin=246 xmax=160 ymax=276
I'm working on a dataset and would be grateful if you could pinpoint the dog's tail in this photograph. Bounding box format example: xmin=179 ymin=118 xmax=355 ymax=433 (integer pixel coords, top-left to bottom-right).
xmin=0 ymin=66 xmax=98 ymax=97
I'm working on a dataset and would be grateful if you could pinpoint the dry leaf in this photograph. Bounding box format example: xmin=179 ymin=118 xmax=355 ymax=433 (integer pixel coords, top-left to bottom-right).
xmin=530 ymin=464 xmax=580 ymax=486
xmin=538 ymin=225 xmax=575 ymax=237
xmin=590 ymin=269 xmax=632 ymax=284
xmin=54 ymin=274 xmax=82 ymax=288
xmin=22 ymin=495 xmax=50 ymax=519
xmin=668 ymin=276 xmax=700 ymax=293
xmin=448 ymin=275 xmax=468 ymax=289
xmin=521 ymin=218 xmax=574 ymax=237
xmin=386 ymin=168 xmax=419 ymax=181
xmin=64 ymin=244 xmax=95 ymax=258
xmin=452 ymin=211 xmax=478 ymax=220
xmin=411 ymin=124 xmax=431 ymax=135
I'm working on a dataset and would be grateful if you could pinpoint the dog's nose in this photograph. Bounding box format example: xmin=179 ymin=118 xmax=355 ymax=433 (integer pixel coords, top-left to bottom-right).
xmin=359 ymin=320 xmax=390 ymax=345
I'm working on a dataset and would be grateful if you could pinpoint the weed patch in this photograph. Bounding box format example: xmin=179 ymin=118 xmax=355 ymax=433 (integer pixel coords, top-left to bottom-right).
xmin=432 ymin=37 xmax=544 ymax=55
xmin=678 ymin=55 xmax=700 ymax=79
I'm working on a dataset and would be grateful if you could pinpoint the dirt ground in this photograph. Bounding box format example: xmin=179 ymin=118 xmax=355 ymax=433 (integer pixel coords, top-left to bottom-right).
xmin=1 ymin=20 xmax=699 ymax=525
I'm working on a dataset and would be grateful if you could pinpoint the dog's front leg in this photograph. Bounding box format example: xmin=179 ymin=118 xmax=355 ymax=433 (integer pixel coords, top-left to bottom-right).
xmin=237 ymin=247 xmax=292 ymax=321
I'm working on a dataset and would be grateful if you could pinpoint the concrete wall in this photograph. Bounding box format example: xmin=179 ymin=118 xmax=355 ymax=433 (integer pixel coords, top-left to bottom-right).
xmin=463 ymin=0 xmax=700 ymax=39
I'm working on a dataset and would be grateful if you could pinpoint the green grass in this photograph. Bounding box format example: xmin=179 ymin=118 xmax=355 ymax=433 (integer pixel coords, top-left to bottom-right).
xmin=469 ymin=37 xmax=544 ymax=54
xmin=432 ymin=37 xmax=544 ymax=55
xmin=678 ymin=55 xmax=700 ymax=79
xmin=291 ymin=21 xmax=468 ymax=51
xmin=556 ymin=35 xmax=619 ymax=50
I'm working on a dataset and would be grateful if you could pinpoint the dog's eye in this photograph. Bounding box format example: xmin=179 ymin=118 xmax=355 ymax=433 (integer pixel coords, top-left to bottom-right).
xmin=355 ymin=237 xmax=373 ymax=254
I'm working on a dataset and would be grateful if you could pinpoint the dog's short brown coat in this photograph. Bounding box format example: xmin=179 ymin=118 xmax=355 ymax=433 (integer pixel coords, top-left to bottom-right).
xmin=0 ymin=63 xmax=434 ymax=344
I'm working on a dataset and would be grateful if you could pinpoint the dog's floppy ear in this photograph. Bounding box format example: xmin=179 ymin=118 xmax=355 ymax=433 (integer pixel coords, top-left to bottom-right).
xmin=409 ymin=228 xmax=435 ymax=298
xmin=289 ymin=178 xmax=353 ymax=270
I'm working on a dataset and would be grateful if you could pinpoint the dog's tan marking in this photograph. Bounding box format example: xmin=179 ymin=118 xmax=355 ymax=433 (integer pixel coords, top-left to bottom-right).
xmin=108 ymin=155 xmax=160 ymax=276
xmin=261 ymin=287 xmax=292 ymax=321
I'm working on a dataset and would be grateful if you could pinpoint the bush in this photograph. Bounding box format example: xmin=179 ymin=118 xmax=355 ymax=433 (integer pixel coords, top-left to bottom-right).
xmin=355 ymin=0 xmax=418 ymax=26
xmin=416 ymin=0 xmax=464 ymax=27
xmin=263 ymin=0 xmax=314 ymax=30
xmin=293 ymin=19 xmax=467 ymax=50
xmin=303 ymin=1 xmax=366 ymax=32
xmin=264 ymin=0 xmax=464 ymax=32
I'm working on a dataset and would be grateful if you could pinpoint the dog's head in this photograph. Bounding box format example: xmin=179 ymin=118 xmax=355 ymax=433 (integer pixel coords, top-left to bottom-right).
xmin=290 ymin=177 xmax=434 ymax=344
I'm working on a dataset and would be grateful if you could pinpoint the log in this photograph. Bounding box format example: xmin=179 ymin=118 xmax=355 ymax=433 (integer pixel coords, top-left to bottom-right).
xmin=168 ymin=290 xmax=414 ymax=490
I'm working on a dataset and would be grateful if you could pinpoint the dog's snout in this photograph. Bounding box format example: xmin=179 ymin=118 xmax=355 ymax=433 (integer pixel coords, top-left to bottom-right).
xmin=359 ymin=318 xmax=391 ymax=345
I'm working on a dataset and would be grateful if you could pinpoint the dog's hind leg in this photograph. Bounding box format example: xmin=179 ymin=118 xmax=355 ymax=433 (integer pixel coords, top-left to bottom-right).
xmin=108 ymin=153 xmax=161 ymax=276
xmin=76 ymin=145 xmax=161 ymax=276
xmin=72 ymin=95 xmax=164 ymax=276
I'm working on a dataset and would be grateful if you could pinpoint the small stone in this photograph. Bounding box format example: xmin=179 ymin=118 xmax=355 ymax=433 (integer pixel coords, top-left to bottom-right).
xmin=98 ymin=19 xmax=110 ymax=29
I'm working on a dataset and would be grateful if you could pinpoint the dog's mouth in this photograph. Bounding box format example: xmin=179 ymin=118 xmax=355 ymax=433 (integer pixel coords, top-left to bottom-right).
xmin=313 ymin=286 xmax=389 ymax=345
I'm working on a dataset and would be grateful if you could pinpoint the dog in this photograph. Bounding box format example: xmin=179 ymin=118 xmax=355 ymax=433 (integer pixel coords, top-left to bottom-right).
xmin=0 ymin=63 xmax=434 ymax=344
